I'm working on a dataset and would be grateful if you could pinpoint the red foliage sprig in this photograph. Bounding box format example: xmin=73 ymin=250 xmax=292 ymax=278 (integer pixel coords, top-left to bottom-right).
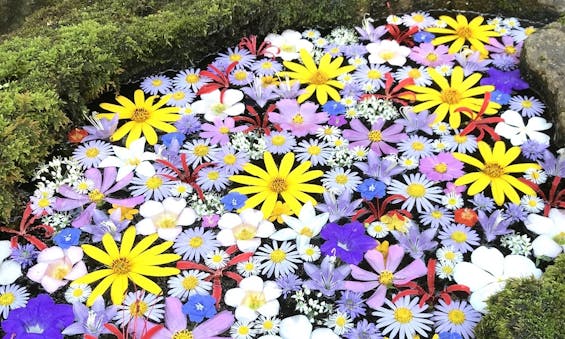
xmin=238 ymin=35 xmax=275 ymax=57
xmin=519 ymin=176 xmax=565 ymax=216
xmin=197 ymin=61 xmax=239 ymax=96
xmin=361 ymin=73 xmax=415 ymax=106
xmin=0 ymin=203 xmax=54 ymax=250
xmin=456 ymin=92 xmax=503 ymax=141
xmin=385 ymin=24 xmax=419 ymax=47
xmin=233 ymin=104 xmax=281 ymax=136
xmin=156 ymin=154 xmax=213 ymax=200
xmin=352 ymin=194 xmax=411 ymax=224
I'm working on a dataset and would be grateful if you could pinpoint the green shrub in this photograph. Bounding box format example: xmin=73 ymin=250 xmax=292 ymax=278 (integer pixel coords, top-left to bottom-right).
xmin=474 ymin=255 xmax=565 ymax=339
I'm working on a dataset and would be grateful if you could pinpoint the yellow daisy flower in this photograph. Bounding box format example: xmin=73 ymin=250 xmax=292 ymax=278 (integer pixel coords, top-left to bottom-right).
xmin=278 ymin=49 xmax=355 ymax=104
xmin=406 ymin=66 xmax=500 ymax=128
xmin=229 ymin=152 xmax=324 ymax=218
xmin=426 ymin=14 xmax=500 ymax=55
xmin=453 ymin=141 xmax=540 ymax=206
xmin=72 ymin=226 xmax=180 ymax=306
xmin=98 ymin=89 xmax=180 ymax=147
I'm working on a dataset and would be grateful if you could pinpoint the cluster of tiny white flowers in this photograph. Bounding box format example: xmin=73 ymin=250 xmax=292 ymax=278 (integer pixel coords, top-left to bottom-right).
xmin=291 ymin=288 xmax=333 ymax=325
xmin=232 ymin=131 xmax=267 ymax=160
xmin=327 ymin=145 xmax=356 ymax=168
xmin=328 ymin=27 xmax=359 ymax=45
xmin=188 ymin=192 xmax=224 ymax=217
xmin=355 ymin=97 xmax=400 ymax=123
xmin=32 ymin=156 xmax=83 ymax=192
xmin=500 ymin=233 xmax=533 ymax=256
xmin=41 ymin=211 xmax=73 ymax=230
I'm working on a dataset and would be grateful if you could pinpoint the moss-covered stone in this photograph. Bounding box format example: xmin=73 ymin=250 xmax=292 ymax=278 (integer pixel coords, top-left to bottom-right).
xmin=474 ymin=255 xmax=565 ymax=339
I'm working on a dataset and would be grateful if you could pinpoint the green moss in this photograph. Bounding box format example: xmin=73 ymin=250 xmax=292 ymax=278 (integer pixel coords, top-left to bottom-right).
xmin=474 ymin=255 xmax=565 ymax=339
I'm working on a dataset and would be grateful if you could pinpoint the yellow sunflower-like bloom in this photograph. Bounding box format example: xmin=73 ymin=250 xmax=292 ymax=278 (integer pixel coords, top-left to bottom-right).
xmin=453 ymin=141 xmax=540 ymax=206
xmin=406 ymin=66 xmax=500 ymax=128
xmin=426 ymin=14 xmax=500 ymax=55
xmin=230 ymin=152 xmax=324 ymax=218
xmin=278 ymin=49 xmax=355 ymax=104
xmin=72 ymin=226 xmax=180 ymax=306
xmin=98 ymin=89 xmax=180 ymax=147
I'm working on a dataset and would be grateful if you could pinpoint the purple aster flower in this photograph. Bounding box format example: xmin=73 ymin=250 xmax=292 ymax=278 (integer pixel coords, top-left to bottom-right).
xmin=241 ymin=78 xmax=279 ymax=107
xmin=353 ymin=64 xmax=392 ymax=91
xmin=341 ymin=82 xmax=364 ymax=100
xmin=486 ymin=36 xmax=522 ymax=61
xmin=398 ymin=134 xmax=434 ymax=159
xmin=54 ymin=167 xmax=144 ymax=227
xmin=393 ymin=226 xmax=438 ymax=260
xmin=140 ymin=74 xmax=172 ymax=95
xmin=491 ymin=53 xmax=519 ymax=70
xmin=229 ymin=66 xmax=254 ymax=86
xmin=324 ymin=43 xmax=343 ymax=57
xmin=53 ymin=228 xmax=82 ymax=249
xmin=80 ymin=208 xmax=129 ymax=242
xmin=342 ymin=43 xmax=368 ymax=58
xmin=212 ymin=145 xmax=249 ymax=175
xmin=438 ymin=224 xmax=480 ymax=253
xmin=62 ymin=297 xmax=116 ymax=337
xmin=480 ymin=68 xmax=529 ymax=94
xmin=396 ymin=109 xmax=436 ymax=135
xmin=264 ymin=130 xmax=296 ymax=154
xmin=538 ymin=150 xmax=565 ymax=177
xmin=355 ymin=20 xmax=387 ymax=42
xmin=419 ymin=206 xmax=454 ymax=229
xmin=503 ymin=202 xmax=527 ymax=223
xmin=344 ymin=245 xmax=427 ymax=309
xmin=337 ymin=291 xmax=366 ymax=319
xmin=276 ymin=273 xmax=303 ymax=297
xmin=196 ymin=167 xmax=230 ymax=192
xmin=273 ymin=80 xmax=304 ymax=99
xmin=347 ymin=319 xmax=383 ymax=339
xmin=82 ymin=114 xmax=119 ymax=142
xmin=316 ymin=190 xmax=364 ymax=223
xmin=183 ymin=294 xmax=217 ymax=323
xmin=270 ymin=99 xmax=328 ymax=137
xmin=419 ymin=152 xmax=464 ymax=182
xmin=166 ymin=88 xmax=195 ymax=107
xmin=174 ymin=114 xmax=202 ymax=135
xmin=303 ymin=256 xmax=351 ymax=297
xmin=471 ymin=193 xmax=496 ymax=213
xmin=409 ymin=43 xmax=454 ymax=67
xmin=2 ymin=294 xmax=74 ymax=339
xmin=250 ymin=59 xmax=282 ymax=76
xmin=455 ymin=51 xmax=491 ymax=76
xmin=478 ymin=209 xmax=512 ymax=242
xmin=10 ymin=243 xmax=38 ymax=269
xmin=320 ymin=221 xmax=376 ymax=265
xmin=215 ymin=46 xmax=256 ymax=68
xmin=343 ymin=118 xmax=407 ymax=156
xmin=357 ymin=178 xmax=386 ymax=200
xmin=509 ymin=95 xmax=546 ymax=117
xmin=432 ymin=299 xmax=482 ymax=339
xmin=520 ymin=139 xmax=549 ymax=161
xmin=354 ymin=150 xmax=403 ymax=184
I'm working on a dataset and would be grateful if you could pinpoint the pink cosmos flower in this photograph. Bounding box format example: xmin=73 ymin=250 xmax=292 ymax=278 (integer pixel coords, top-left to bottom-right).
xmin=420 ymin=152 xmax=464 ymax=181
xmin=27 ymin=245 xmax=87 ymax=293
xmin=199 ymin=117 xmax=246 ymax=145
xmin=270 ymin=99 xmax=328 ymax=137
xmin=344 ymin=245 xmax=427 ymax=309
xmin=343 ymin=118 xmax=406 ymax=156
xmin=409 ymin=43 xmax=454 ymax=67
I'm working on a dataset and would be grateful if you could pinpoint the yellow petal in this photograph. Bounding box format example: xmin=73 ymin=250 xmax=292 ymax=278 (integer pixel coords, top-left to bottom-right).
xmin=453 ymin=153 xmax=485 ymax=169
xmin=102 ymin=233 xmax=120 ymax=259
xmin=129 ymin=232 xmax=159 ymax=258
xmin=454 ymin=172 xmax=483 ymax=186
xmin=263 ymin=152 xmax=279 ymax=177
xmin=110 ymin=275 xmax=129 ymax=306
xmin=86 ymin=275 xmax=116 ymax=307
xmin=82 ymin=244 xmax=112 ymax=266
xmin=128 ymin=272 xmax=162 ymax=295
xmin=72 ymin=268 xmax=113 ymax=285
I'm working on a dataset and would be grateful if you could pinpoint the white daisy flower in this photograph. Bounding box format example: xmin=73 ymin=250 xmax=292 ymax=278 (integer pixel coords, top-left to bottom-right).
xmin=114 ymin=291 xmax=165 ymax=326
xmin=231 ymin=320 xmax=258 ymax=339
xmin=367 ymin=221 xmax=390 ymax=238
xmin=436 ymin=260 xmax=456 ymax=280
xmin=255 ymin=241 xmax=302 ymax=278
xmin=387 ymin=173 xmax=443 ymax=213
xmin=205 ymin=249 xmax=229 ymax=270
xmin=326 ymin=311 xmax=354 ymax=335
xmin=72 ymin=178 xmax=94 ymax=194
xmin=442 ymin=192 xmax=464 ymax=210
xmin=321 ymin=167 xmax=362 ymax=195
xmin=524 ymin=168 xmax=547 ymax=184
xmin=399 ymin=155 xmax=419 ymax=170
xmin=64 ymin=283 xmax=92 ymax=304
xmin=167 ymin=270 xmax=212 ymax=301
xmin=298 ymin=242 xmax=321 ymax=262
xmin=254 ymin=315 xmax=281 ymax=335
xmin=0 ymin=284 xmax=29 ymax=319
xmin=520 ymin=195 xmax=544 ymax=213
xmin=237 ymin=257 xmax=261 ymax=278
xmin=373 ymin=296 xmax=433 ymax=339
xmin=436 ymin=246 xmax=464 ymax=264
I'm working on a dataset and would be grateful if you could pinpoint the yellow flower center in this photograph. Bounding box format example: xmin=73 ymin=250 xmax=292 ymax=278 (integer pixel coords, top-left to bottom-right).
xmin=242 ymin=291 xmax=266 ymax=310
xmin=426 ymin=52 xmax=438 ymax=62
xmin=263 ymin=320 xmax=274 ymax=330
xmin=182 ymin=275 xmax=199 ymax=290
xmin=207 ymin=171 xmax=220 ymax=180
xmin=238 ymin=326 xmax=250 ymax=335
xmin=234 ymin=70 xmax=248 ymax=81
xmin=408 ymin=68 xmax=421 ymax=79
xmin=406 ymin=183 xmax=426 ymax=197
xmin=49 ymin=262 xmax=71 ymax=280
xmin=261 ymin=61 xmax=273 ymax=69
xmin=380 ymin=51 xmax=395 ymax=61
xmin=72 ymin=288 xmax=84 ymax=297
xmin=0 ymin=292 xmax=15 ymax=306
xmin=271 ymin=135 xmax=286 ymax=146
xmin=431 ymin=210 xmax=443 ymax=219
xmin=270 ymin=249 xmax=287 ymax=263
xmin=156 ymin=214 xmax=177 ymax=229
xmin=132 ymin=108 xmax=150 ymax=122
xmin=186 ymin=74 xmax=199 ymax=84
xmin=211 ymin=103 xmax=226 ymax=115
xmin=307 ymin=145 xmax=321 ymax=155
xmin=281 ymin=44 xmax=295 ymax=53
xmin=434 ymin=163 xmax=448 ymax=173
xmin=129 ymin=300 xmax=148 ymax=317
xmin=305 ymin=247 xmax=315 ymax=256
xmin=367 ymin=70 xmax=382 ymax=79
xmin=172 ymin=330 xmax=194 ymax=339
xmin=172 ymin=91 xmax=185 ymax=100
xmin=553 ymin=232 xmax=565 ymax=245
xmin=85 ymin=147 xmax=100 ymax=158
xmin=310 ymin=71 xmax=329 ymax=85
xmin=229 ymin=54 xmax=242 ymax=62
xmin=211 ymin=254 xmax=224 ymax=263
xmin=219 ymin=126 xmax=230 ymax=134
xmin=151 ymin=79 xmax=162 ymax=87
xmin=335 ymin=315 xmax=346 ymax=327
xmin=270 ymin=177 xmax=288 ymax=193
xmin=335 ymin=174 xmax=349 ymax=184
xmin=440 ymin=88 xmax=462 ymax=105
xmin=379 ymin=270 xmax=394 ymax=286
xmin=244 ymin=262 xmax=255 ymax=271
xmin=193 ymin=145 xmax=209 ymax=157
xmin=145 ymin=176 xmax=163 ymax=189
xmin=189 ymin=236 xmax=203 ymax=248
xmin=292 ymin=113 xmax=304 ymax=124
xmin=38 ymin=198 xmax=51 ymax=208
xmin=413 ymin=13 xmax=424 ymax=22
xmin=261 ymin=76 xmax=278 ymax=87
xmin=451 ymin=231 xmax=468 ymax=243
xmin=455 ymin=25 xmax=473 ymax=39
xmin=368 ymin=130 xmax=382 ymax=142
xmin=223 ymin=154 xmax=237 ymax=165
xmin=233 ymin=224 xmax=257 ymax=240
xmin=445 ymin=251 xmax=456 ymax=260
xmin=521 ymin=100 xmax=532 ymax=108
xmin=127 ymin=157 xmax=141 ymax=166
xmin=448 ymin=309 xmax=466 ymax=325
xmin=483 ymin=163 xmax=504 ymax=178
xmin=454 ymin=134 xmax=467 ymax=144
xmin=299 ymin=227 xmax=314 ymax=237
xmin=411 ymin=141 xmax=425 ymax=151
xmin=442 ymin=265 xmax=454 ymax=275
xmin=88 ymin=189 xmax=105 ymax=203
xmin=394 ymin=307 xmax=413 ymax=324
xmin=111 ymin=257 xmax=132 ymax=275
xmin=504 ymin=46 xmax=516 ymax=55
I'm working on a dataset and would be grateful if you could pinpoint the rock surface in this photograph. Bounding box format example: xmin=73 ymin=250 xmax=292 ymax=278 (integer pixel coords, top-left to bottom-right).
xmin=521 ymin=21 xmax=565 ymax=147
xmin=538 ymin=0 xmax=565 ymax=12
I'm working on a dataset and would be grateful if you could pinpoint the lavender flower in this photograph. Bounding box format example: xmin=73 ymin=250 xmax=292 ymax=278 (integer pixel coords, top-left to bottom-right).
xmin=316 ymin=190 xmax=363 ymax=223
xmin=82 ymin=114 xmax=118 ymax=142
xmin=80 ymin=208 xmax=130 ymax=242
xmin=478 ymin=210 xmax=512 ymax=242
xmin=276 ymin=273 xmax=303 ymax=297
xmin=337 ymin=291 xmax=366 ymax=319
xmin=241 ymin=78 xmax=279 ymax=107
xmin=538 ymin=150 xmax=565 ymax=177
xmin=347 ymin=319 xmax=383 ymax=339
xmin=303 ymin=256 xmax=351 ymax=297
xmin=62 ymin=297 xmax=116 ymax=337
xmin=520 ymin=140 xmax=549 ymax=161
xmin=10 ymin=243 xmax=38 ymax=269
xmin=471 ymin=193 xmax=496 ymax=213
xmin=503 ymin=202 xmax=527 ymax=223
xmin=480 ymin=68 xmax=529 ymax=94
xmin=174 ymin=114 xmax=202 ymax=135
xmin=320 ymin=222 xmax=376 ymax=265
xmin=396 ymin=109 xmax=436 ymax=135
xmin=393 ymin=226 xmax=438 ymax=259
xmin=354 ymin=150 xmax=403 ymax=184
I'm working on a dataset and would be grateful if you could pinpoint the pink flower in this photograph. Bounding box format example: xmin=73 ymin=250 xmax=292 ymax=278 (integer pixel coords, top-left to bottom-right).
xmin=409 ymin=43 xmax=454 ymax=67
xmin=344 ymin=245 xmax=426 ymax=309
xmin=27 ymin=246 xmax=87 ymax=293
xmin=200 ymin=117 xmax=246 ymax=145
xmin=270 ymin=99 xmax=328 ymax=137
xmin=420 ymin=152 xmax=464 ymax=181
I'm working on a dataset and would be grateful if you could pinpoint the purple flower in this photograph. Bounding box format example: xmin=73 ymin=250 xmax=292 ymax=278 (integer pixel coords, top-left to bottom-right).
xmin=303 ymin=256 xmax=351 ymax=297
xmin=241 ymin=80 xmax=279 ymax=107
xmin=347 ymin=319 xmax=383 ymax=339
xmin=183 ymin=294 xmax=217 ymax=323
xmin=200 ymin=117 xmax=246 ymax=145
xmin=2 ymin=294 xmax=74 ymax=339
xmin=337 ymin=291 xmax=366 ymax=319
xmin=343 ymin=118 xmax=406 ymax=156
xmin=80 ymin=208 xmax=130 ymax=242
xmin=82 ymin=114 xmax=118 ymax=142
xmin=62 ymin=297 xmax=116 ymax=336
xmin=316 ymin=190 xmax=363 ymax=223
xmin=438 ymin=224 xmax=480 ymax=253
xmin=344 ymin=245 xmax=427 ymax=309
xmin=54 ymin=167 xmax=144 ymax=227
xmin=320 ymin=221 xmax=376 ymax=265
xmin=270 ymin=99 xmax=328 ymax=137
xmin=53 ymin=228 xmax=82 ymax=249
xmin=10 ymin=243 xmax=38 ymax=269
xmin=455 ymin=51 xmax=492 ymax=76
xmin=323 ymin=100 xmax=346 ymax=115
xmin=409 ymin=43 xmax=454 ymax=67
xmin=503 ymin=202 xmax=527 ymax=223
xmin=413 ymin=31 xmax=435 ymax=43
xmin=419 ymin=152 xmax=464 ymax=182
xmin=393 ymin=226 xmax=438 ymax=260
xmin=161 ymin=132 xmax=186 ymax=148
xmin=478 ymin=210 xmax=512 ymax=242
xmin=174 ymin=114 xmax=202 ymax=135
xmin=355 ymin=20 xmax=387 ymax=42
xmin=520 ymin=140 xmax=549 ymax=161
xmin=357 ymin=178 xmax=386 ymax=200
xmin=480 ymin=68 xmax=529 ymax=94
xmin=354 ymin=150 xmax=403 ymax=184
xmin=276 ymin=273 xmax=303 ymax=297
xmin=396 ymin=109 xmax=436 ymax=135
xmin=538 ymin=150 xmax=565 ymax=177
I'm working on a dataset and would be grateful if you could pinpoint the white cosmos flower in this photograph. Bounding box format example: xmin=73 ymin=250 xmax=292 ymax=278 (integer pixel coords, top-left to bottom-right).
xmin=524 ymin=208 xmax=565 ymax=259
xmin=217 ymin=209 xmax=275 ymax=252
xmin=366 ymin=39 xmax=411 ymax=66
xmin=264 ymin=30 xmax=314 ymax=61
xmin=269 ymin=315 xmax=339 ymax=339
xmin=224 ymin=276 xmax=281 ymax=322
xmin=270 ymin=201 xmax=329 ymax=248
xmin=98 ymin=136 xmax=157 ymax=180
xmin=494 ymin=110 xmax=552 ymax=146
xmin=453 ymin=246 xmax=542 ymax=313
xmin=136 ymin=197 xmax=196 ymax=241
xmin=192 ymin=88 xmax=245 ymax=122
xmin=0 ymin=241 xmax=22 ymax=285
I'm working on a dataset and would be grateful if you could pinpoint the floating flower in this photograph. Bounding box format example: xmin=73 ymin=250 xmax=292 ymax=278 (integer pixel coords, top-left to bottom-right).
xmin=192 ymin=88 xmax=245 ymax=122
xmin=72 ymin=226 xmax=180 ymax=306
xmin=136 ymin=197 xmax=197 ymax=241
xmin=217 ymin=208 xmax=276 ymax=252
xmin=27 ymin=245 xmax=87 ymax=293
xmin=366 ymin=39 xmax=411 ymax=66
xmin=265 ymin=29 xmax=314 ymax=61
xmin=98 ymin=89 xmax=180 ymax=147
xmin=453 ymin=141 xmax=539 ymax=205
xmin=320 ymin=221 xmax=376 ymax=265
xmin=0 ymin=241 xmax=22 ymax=285
xmin=373 ymin=296 xmax=433 ymax=339
xmin=279 ymin=49 xmax=355 ymax=104
xmin=271 ymin=201 xmax=329 ymax=244
xmin=278 ymin=314 xmax=340 ymax=339
xmin=524 ymin=208 xmax=565 ymax=259
xmin=0 ymin=284 xmax=28 ymax=319
xmin=224 ymin=276 xmax=282 ymax=322
xmin=494 ymin=109 xmax=552 ymax=146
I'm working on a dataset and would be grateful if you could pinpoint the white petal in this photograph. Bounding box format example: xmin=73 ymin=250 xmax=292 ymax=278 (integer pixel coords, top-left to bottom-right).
xmin=532 ymin=235 xmax=562 ymax=258
xmin=270 ymin=228 xmax=297 ymax=241
xmin=136 ymin=219 xmax=157 ymax=235
xmin=500 ymin=110 xmax=524 ymax=127
xmin=177 ymin=208 xmax=196 ymax=226
xmin=223 ymin=89 xmax=244 ymax=106
xmin=495 ymin=123 xmax=519 ymax=140
xmin=0 ymin=240 xmax=12 ymax=262
xmin=139 ymin=201 xmax=164 ymax=218
xmin=240 ymin=209 xmax=263 ymax=226
xmin=255 ymin=221 xmax=275 ymax=238
xmin=216 ymin=229 xmax=236 ymax=246
xmin=158 ymin=227 xmax=182 ymax=241
xmin=503 ymin=255 xmax=542 ymax=279
xmin=311 ymin=328 xmax=340 ymax=339
xmin=38 ymin=246 xmax=65 ymax=263
xmin=163 ymin=197 xmax=187 ymax=215
xmin=65 ymin=246 xmax=84 ymax=264
xmin=471 ymin=246 xmax=504 ymax=277
xmin=525 ymin=213 xmax=553 ymax=235
xmin=453 ymin=262 xmax=496 ymax=292
xmin=257 ymin=300 xmax=279 ymax=318
xmin=235 ymin=305 xmax=258 ymax=322
xmin=526 ymin=117 xmax=552 ymax=131
xmin=239 ymin=276 xmax=264 ymax=291
xmin=224 ymin=287 xmax=245 ymax=307
xmin=237 ymin=239 xmax=261 ymax=253
xmin=136 ymin=161 xmax=156 ymax=177
xmin=470 ymin=281 xmax=506 ymax=313
xmin=279 ymin=315 xmax=312 ymax=339
xmin=263 ymin=281 xmax=282 ymax=301
xmin=0 ymin=260 xmax=22 ymax=285
xmin=218 ymin=213 xmax=242 ymax=230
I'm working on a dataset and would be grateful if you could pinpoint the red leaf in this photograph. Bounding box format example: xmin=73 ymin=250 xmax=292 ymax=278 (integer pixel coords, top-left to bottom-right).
xmin=177 ymin=261 xmax=212 ymax=272
xmin=104 ymin=324 xmax=125 ymax=339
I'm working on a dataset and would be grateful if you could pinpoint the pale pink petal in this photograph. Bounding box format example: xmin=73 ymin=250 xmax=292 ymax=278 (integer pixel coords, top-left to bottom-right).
xmin=343 ymin=280 xmax=379 ymax=293
xmin=26 ymin=262 xmax=48 ymax=283
xmin=41 ymin=275 xmax=67 ymax=293
xmin=363 ymin=249 xmax=385 ymax=273
xmin=349 ymin=265 xmax=379 ymax=282
xmin=38 ymin=246 xmax=64 ymax=263
xmin=165 ymin=297 xmax=187 ymax=332
xmin=65 ymin=246 xmax=84 ymax=264
xmin=365 ymin=284 xmax=388 ymax=309
xmin=65 ymin=261 xmax=87 ymax=280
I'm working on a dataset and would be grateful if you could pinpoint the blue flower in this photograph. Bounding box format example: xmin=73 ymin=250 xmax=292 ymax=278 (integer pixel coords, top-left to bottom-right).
xmin=413 ymin=31 xmax=435 ymax=43
xmin=220 ymin=192 xmax=247 ymax=211
xmin=490 ymin=90 xmax=511 ymax=105
xmin=182 ymin=294 xmax=217 ymax=323
xmin=322 ymin=100 xmax=346 ymax=116
xmin=53 ymin=228 xmax=82 ymax=249
xmin=161 ymin=132 xmax=186 ymax=148
xmin=357 ymin=178 xmax=386 ymax=200
xmin=439 ymin=332 xmax=463 ymax=339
